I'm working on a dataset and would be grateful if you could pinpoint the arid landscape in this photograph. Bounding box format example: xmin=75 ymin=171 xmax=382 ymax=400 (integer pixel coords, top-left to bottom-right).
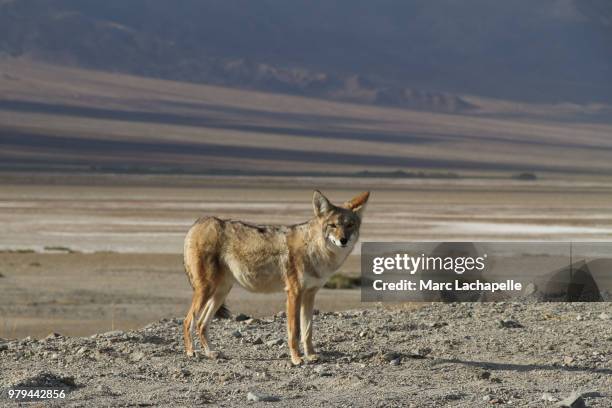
xmin=1 ymin=303 xmax=610 ymax=406
xmin=1 ymin=59 xmax=610 ymax=341
xmin=1 ymin=175 xmax=612 ymax=340
xmin=1 ymin=2 xmax=611 ymax=404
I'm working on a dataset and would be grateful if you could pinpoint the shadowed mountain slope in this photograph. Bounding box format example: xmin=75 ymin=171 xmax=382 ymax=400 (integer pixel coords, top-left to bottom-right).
xmin=1 ymin=0 xmax=611 ymax=108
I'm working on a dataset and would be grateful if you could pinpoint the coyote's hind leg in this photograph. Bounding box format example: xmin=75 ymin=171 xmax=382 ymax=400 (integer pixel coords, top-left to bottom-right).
xmin=183 ymin=291 xmax=205 ymax=357
xmin=195 ymin=276 xmax=232 ymax=359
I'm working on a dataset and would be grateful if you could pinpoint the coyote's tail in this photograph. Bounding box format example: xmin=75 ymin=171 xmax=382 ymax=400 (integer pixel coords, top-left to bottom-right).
xmin=215 ymin=304 xmax=231 ymax=319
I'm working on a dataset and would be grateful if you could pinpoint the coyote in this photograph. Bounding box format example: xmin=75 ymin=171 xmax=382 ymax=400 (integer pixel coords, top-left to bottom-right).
xmin=183 ymin=190 xmax=369 ymax=365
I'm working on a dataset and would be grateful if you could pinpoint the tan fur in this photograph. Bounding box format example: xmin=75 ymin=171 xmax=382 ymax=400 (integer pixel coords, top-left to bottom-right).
xmin=182 ymin=190 xmax=370 ymax=364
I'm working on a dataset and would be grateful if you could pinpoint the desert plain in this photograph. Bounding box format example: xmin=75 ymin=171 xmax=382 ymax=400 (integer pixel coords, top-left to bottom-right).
xmin=1 ymin=174 xmax=612 ymax=339
xmin=0 ymin=59 xmax=611 ymax=406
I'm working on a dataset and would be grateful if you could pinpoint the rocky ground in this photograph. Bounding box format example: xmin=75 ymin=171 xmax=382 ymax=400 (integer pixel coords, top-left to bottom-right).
xmin=1 ymin=302 xmax=610 ymax=407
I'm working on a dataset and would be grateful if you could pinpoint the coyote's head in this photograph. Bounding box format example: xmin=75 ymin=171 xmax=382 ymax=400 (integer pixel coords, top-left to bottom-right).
xmin=312 ymin=190 xmax=370 ymax=249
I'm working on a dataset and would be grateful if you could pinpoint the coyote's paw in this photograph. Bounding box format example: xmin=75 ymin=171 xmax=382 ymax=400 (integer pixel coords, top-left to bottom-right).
xmin=305 ymin=353 xmax=320 ymax=363
xmin=290 ymin=355 xmax=303 ymax=366
xmin=186 ymin=349 xmax=196 ymax=358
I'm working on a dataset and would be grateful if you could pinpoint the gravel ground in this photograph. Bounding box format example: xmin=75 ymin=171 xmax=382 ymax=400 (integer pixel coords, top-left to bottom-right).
xmin=1 ymin=302 xmax=610 ymax=407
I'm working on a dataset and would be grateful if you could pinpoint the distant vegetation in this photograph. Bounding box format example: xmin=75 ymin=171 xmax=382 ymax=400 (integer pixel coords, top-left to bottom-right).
xmin=2 ymin=164 xmax=463 ymax=179
xmin=512 ymin=172 xmax=538 ymax=181
xmin=43 ymin=246 xmax=78 ymax=253
xmin=354 ymin=170 xmax=460 ymax=179
xmin=324 ymin=275 xmax=361 ymax=289
xmin=0 ymin=247 xmax=80 ymax=254
xmin=0 ymin=162 xmax=547 ymax=181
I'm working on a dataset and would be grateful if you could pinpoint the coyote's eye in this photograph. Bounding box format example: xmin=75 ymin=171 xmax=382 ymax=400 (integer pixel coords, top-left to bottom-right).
xmin=346 ymin=222 xmax=354 ymax=228
xmin=329 ymin=223 xmax=337 ymax=228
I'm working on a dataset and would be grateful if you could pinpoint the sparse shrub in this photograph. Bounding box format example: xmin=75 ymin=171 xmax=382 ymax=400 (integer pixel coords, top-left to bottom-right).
xmin=44 ymin=246 xmax=77 ymax=253
xmin=324 ymin=275 xmax=361 ymax=289
xmin=512 ymin=172 xmax=537 ymax=181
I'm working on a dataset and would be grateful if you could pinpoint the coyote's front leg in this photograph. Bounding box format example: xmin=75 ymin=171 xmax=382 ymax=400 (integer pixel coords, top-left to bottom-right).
xmin=300 ymin=287 xmax=319 ymax=361
xmin=286 ymin=287 xmax=303 ymax=365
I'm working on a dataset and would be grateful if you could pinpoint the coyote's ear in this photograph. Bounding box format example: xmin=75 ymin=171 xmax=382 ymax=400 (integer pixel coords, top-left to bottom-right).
xmin=313 ymin=190 xmax=332 ymax=217
xmin=344 ymin=191 xmax=370 ymax=217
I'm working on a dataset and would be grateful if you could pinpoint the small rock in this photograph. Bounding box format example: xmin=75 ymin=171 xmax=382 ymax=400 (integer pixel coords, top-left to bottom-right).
xmin=563 ymin=356 xmax=574 ymax=366
xmin=314 ymin=366 xmax=332 ymax=376
xmin=95 ymin=384 xmax=114 ymax=395
xmin=359 ymin=331 xmax=367 ymax=338
xmin=276 ymin=311 xmax=286 ymax=318
xmin=555 ymin=392 xmax=586 ymax=408
xmin=247 ymin=391 xmax=280 ymax=402
xmin=0 ymin=344 xmax=8 ymax=351
xmin=102 ymin=330 xmax=125 ymax=338
xmin=499 ymin=319 xmax=523 ymax=328
xmin=265 ymin=338 xmax=283 ymax=347
xmin=382 ymin=351 xmax=401 ymax=362
xmin=576 ymin=314 xmax=583 ymax=321
xmin=173 ymin=368 xmax=191 ymax=378
xmin=76 ymin=346 xmax=88 ymax=355
xmin=389 ymin=358 xmax=401 ymax=366
xmin=483 ymin=394 xmax=504 ymax=404
xmin=542 ymin=393 xmax=559 ymax=402
xmin=231 ymin=330 xmax=242 ymax=338
xmin=581 ymin=391 xmax=602 ymax=398
xmin=252 ymin=337 xmax=263 ymax=345
xmin=357 ymin=352 xmax=374 ymax=361
xmin=235 ymin=313 xmax=250 ymax=322
xmin=598 ymin=313 xmax=610 ymax=320
xmin=407 ymin=347 xmax=431 ymax=359
xmin=478 ymin=371 xmax=491 ymax=380
xmin=130 ymin=351 xmax=146 ymax=362
xmin=140 ymin=335 xmax=164 ymax=344
xmin=523 ymin=282 xmax=537 ymax=296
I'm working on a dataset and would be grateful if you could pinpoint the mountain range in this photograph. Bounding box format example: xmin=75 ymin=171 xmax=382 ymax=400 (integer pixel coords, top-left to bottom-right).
xmin=1 ymin=0 xmax=611 ymax=110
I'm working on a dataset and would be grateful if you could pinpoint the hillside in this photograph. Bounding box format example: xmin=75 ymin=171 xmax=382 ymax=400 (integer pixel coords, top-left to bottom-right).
xmin=0 ymin=0 xmax=611 ymax=109
xmin=1 ymin=59 xmax=612 ymax=177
